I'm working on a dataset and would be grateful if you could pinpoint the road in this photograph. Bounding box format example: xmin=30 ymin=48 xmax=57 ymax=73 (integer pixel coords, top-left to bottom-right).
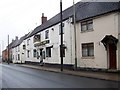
xmin=0 ymin=63 xmax=119 ymax=88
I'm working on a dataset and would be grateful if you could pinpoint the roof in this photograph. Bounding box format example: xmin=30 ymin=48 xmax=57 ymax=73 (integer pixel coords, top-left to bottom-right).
xmin=76 ymin=2 xmax=119 ymax=21
xmin=25 ymin=2 xmax=120 ymax=39
xmin=9 ymin=40 xmax=15 ymax=49
xmin=11 ymin=34 xmax=27 ymax=48
xmin=26 ymin=1 xmax=81 ymax=38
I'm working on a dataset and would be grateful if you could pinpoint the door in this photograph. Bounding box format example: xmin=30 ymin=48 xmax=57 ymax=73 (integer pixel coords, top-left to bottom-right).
xmin=109 ymin=44 xmax=116 ymax=69
xmin=39 ymin=49 xmax=44 ymax=63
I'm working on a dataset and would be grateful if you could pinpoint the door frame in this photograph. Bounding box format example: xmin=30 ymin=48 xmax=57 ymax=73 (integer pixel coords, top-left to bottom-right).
xmin=107 ymin=44 xmax=117 ymax=69
xmin=101 ymin=35 xmax=118 ymax=70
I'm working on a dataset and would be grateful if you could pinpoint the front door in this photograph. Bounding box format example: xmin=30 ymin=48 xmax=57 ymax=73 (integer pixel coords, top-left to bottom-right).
xmin=39 ymin=49 xmax=43 ymax=64
xmin=108 ymin=44 xmax=116 ymax=69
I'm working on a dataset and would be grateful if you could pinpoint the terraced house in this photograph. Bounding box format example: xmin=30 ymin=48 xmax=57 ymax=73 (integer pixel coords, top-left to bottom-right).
xmin=5 ymin=2 xmax=120 ymax=71
xmin=12 ymin=35 xmax=27 ymax=63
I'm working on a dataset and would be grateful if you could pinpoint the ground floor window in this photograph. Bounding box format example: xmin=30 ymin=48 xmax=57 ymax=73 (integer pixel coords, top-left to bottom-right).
xmin=18 ymin=54 xmax=20 ymax=60
xmin=60 ymin=44 xmax=66 ymax=57
xmin=13 ymin=55 xmax=14 ymax=60
xmin=27 ymin=50 xmax=30 ymax=58
xmin=46 ymin=47 xmax=51 ymax=57
xmin=16 ymin=55 xmax=17 ymax=60
xmin=82 ymin=43 xmax=94 ymax=57
xmin=33 ymin=49 xmax=37 ymax=58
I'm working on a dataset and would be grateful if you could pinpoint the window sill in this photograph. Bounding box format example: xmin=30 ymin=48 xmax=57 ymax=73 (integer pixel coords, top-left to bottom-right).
xmin=81 ymin=29 xmax=94 ymax=33
xmin=81 ymin=56 xmax=95 ymax=59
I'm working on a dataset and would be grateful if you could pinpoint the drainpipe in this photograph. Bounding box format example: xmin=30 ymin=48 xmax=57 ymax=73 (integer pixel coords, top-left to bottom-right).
xmin=73 ymin=0 xmax=77 ymax=70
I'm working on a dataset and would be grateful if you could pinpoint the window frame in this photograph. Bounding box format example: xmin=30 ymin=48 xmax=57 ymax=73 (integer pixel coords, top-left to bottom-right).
xmin=33 ymin=34 xmax=41 ymax=43
xmin=60 ymin=44 xmax=66 ymax=57
xmin=27 ymin=50 xmax=30 ymax=58
xmin=82 ymin=43 xmax=94 ymax=57
xmin=81 ymin=20 xmax=93 ymax=32
xmin=33 ymin=49 xmax=37 ymax=58
xmin=46 ymin=47 xmax=51 ymax=57
xmin=18 ymin=54 xmax=20 ymax=60
xmin=45 ymin=30 xmax=49 ymax=39
xmin=59 ymin=23 xmax=65 ymax=35
xmin=27 ymin=39 xmax=30 ymax=45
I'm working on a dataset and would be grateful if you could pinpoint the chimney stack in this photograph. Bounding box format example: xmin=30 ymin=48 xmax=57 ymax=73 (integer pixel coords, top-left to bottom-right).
xmin=15 ymin=36 xmax=18 ymax=40
xmin=12 ymin=39 xmax=14 ymax=42
xmin=41 ymin=13 xmax=47 ymax=24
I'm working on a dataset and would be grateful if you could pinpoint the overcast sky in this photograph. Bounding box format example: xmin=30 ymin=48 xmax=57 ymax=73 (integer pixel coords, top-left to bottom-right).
xmin=0 ymin=0 xmax=80 ymax=51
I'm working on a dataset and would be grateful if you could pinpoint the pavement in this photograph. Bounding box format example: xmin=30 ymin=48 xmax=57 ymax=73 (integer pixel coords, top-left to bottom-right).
xmin=17 ymin=63 xmax=120 ymax=82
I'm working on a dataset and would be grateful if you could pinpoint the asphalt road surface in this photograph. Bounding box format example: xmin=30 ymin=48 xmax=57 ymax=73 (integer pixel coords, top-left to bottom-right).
xmin=0 ymin=63 xmax=119 ymax=88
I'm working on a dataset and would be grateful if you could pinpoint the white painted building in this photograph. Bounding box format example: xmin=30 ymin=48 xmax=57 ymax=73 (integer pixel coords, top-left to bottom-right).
xmin=74 ymin=2 xmax=120 ymax=70
xmin=24 ymin=17 xmax=75 ymax=68
xmin=9 ymin=2 xmax=120 ymax=71
xmin=12 ymin=35 xmax=27 ymax=63
xmin=76 ymin=12 xmax=120 ymax=70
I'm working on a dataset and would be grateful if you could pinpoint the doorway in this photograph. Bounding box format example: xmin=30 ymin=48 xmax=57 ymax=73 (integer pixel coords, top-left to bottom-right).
xmin=108 ymin=44 xmax=116 ymax=69
xmin=101 ymin=35 xmax=118 ymax=70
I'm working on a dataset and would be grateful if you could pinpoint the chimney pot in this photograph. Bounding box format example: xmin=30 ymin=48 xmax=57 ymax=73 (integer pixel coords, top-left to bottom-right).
xmin=42 ymin=13 xmax=44 ymax=17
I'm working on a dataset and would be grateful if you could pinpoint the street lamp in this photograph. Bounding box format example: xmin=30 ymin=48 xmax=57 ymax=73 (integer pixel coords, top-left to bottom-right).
xmin=60 ymin=0 xmax=63 ymax=71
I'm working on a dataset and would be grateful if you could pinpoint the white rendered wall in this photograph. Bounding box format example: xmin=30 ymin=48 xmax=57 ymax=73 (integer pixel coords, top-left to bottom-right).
xmin=76 ymin=12 xmax=119 ymax=69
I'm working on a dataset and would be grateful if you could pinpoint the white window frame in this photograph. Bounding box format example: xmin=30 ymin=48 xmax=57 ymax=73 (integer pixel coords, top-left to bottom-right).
xmin=81 ymin=20 xmax=93 ymax=32
xmin=82 ymin=43 xmax=94 ymax=57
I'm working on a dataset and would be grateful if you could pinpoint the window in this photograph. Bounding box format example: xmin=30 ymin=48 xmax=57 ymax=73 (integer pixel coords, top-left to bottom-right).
xmin=27 ymin=50 xmax=30 ymax=58
xmin=18 ymin=54 xmax=20 ymax=60
xmin=13 ymin=55 xmax=14 ymax=60
xmin=23 ymin=45 xmax=26 ymax=49
xmin=46 ymin=47 xmax=51 ymax=57
xmin=82 ymin=43 xmax=94 ymax=57
xmin=18 ymin=46 xmax=20 ymax=52
xmin=16 ymin=47 xmax=17 ymax=52
xmin=60 ymin=44 xmax=66 ymax=57
xmin=81 ymin=20 xmax=93 ymax=32
xmin=33 ymin=49 xmax=37 ymax=58
xmin=40 ymin=49 xmax=43 ymax=56
xmin=34 ymin=34 xmax=41 ymax=42
xmin=16 ymin=55 xmax=17 ymax=60
xmin=45 ymin=30 xmax=49 ymax=39
xmin=27 ymin=39 xmax=30 ymax=45
xmin=59 ymin=23 xmax=65 ymax=35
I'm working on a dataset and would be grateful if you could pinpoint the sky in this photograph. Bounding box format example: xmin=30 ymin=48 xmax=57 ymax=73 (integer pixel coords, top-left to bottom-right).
xmin=0 ymin=0 xmax=80 ymax=52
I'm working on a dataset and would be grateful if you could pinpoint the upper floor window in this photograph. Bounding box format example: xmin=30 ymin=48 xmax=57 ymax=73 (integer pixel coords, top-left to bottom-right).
xmin=45 ymin=30 xmax=49 ymax=39
xmin=34 ymin=34 xmax=41 ymax=43
xmin=27 ymin=39 xmax=30 ymax=45
xmin=82 ymin=43 xmax=94 ymax=57
xmin=59 ymin=23 xmax=65 ymax=35
xmin=81 ymin=20 xmax=93 ymax=32
xmin=15 ymin=47 xmax=17 ymax=52
xmin=23 ymin=45 xmax=26 ymax=50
